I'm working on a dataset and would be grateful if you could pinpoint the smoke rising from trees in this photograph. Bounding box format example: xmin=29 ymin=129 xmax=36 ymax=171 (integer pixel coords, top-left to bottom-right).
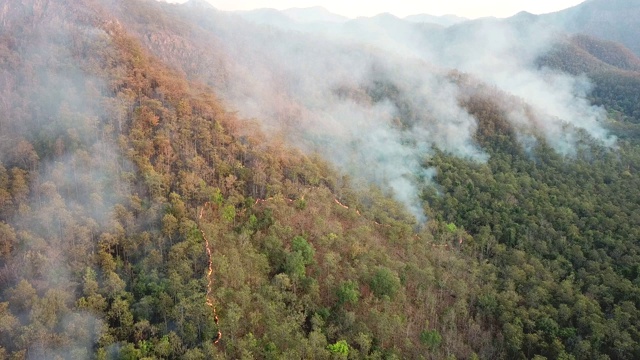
xmin=170 ymin=6 xmax=614 ymax=220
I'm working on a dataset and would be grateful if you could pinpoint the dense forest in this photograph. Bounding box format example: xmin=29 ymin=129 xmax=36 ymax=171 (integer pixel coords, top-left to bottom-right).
xmin=1 ymin=0 xmax=640 ymax=359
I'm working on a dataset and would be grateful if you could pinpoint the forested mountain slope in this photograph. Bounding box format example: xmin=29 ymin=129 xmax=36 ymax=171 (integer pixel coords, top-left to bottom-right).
xmin=426 ymin=79 xmax=640 ymax=359
xmin=1 ymin=0 xmax=640 ymax=359
xmin=0 ymin=0 xmax=497 ymax=359
xmin=538 ymin=34 xmax=640 ymax=137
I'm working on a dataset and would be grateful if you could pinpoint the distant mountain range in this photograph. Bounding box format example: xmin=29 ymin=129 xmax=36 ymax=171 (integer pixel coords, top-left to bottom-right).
xmin=404 ymin=13 xmax=467 ymax=27
xmin=541 ymin=0 xmax=640 ymax=55
xmin=233 ymin=0 xmax=640 ymax=57
xmin=236 ymin=5 xmax=467 ymax=28
xmin=443 ymin=0 xmax=640 ymax=56
xmin=282 ymin=6 xmax=349 ymax=23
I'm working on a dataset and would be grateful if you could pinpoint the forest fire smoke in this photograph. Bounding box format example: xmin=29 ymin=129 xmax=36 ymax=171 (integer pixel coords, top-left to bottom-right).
xmin=198 ymin=204 xmax=222 ymax=345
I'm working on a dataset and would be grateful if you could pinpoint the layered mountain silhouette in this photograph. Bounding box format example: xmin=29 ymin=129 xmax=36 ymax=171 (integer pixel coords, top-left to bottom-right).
xmin=542 ymin=0 xmax=640 ymax=55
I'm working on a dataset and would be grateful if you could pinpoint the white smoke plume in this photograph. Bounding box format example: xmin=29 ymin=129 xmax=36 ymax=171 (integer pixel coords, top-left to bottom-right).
xmin=156 ymin=3 xmax=615 ymax=221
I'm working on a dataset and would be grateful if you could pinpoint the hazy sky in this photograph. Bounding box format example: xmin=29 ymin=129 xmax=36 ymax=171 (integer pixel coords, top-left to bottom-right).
xmin=164 ymin=0 xmax=587 ymax=18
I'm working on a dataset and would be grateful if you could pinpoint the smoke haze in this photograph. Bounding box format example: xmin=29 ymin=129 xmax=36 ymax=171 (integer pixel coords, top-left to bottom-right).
xmin=155 ymin=5 xmax=615 ymax=221
xmin=0 ymin=2 xmax=131 ymax=357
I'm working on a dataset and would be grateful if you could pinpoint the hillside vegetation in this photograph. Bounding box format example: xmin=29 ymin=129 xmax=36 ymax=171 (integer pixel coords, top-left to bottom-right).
xmin=539 ymin=34 xmax=640 ymax=138
xmin=1 ymin=0 xmax=640 ymax=360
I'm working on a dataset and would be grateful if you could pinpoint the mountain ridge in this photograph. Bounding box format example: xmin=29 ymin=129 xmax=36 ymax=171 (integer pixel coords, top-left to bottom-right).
xmin=540 ymin=0 xmax=640 ymax=55
xmin=404 ymin=13 xmax=467 ymax=27
xmin=282 ymin=6 xmax=348 ymax=23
